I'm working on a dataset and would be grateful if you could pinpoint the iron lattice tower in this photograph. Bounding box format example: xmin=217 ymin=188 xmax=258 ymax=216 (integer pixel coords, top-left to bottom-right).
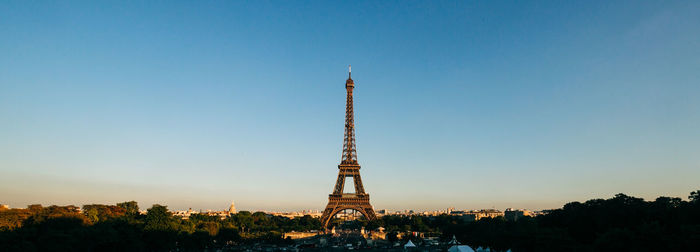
xmin=320 ymin=66 xmax=377 ymax=230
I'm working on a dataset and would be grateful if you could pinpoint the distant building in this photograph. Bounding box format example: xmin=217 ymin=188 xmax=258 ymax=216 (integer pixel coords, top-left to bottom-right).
xmin=173 ymin=208 xmax=199 ymax=219
xmin=470 ymin=209 xmax=504 ymax=220
xmin=0 ymin=204 xmax=9 ymax=210
xmin=204 ymin=209 xmax=230 ymax=219
xmin=283 ymin=231 xmax=319 ymax=239
xmin=268 ymin=210 xmax=322 ymax=219
xmin=504 ymin=208 xmax=533 ymax=221
xmin=228 ymin=201 xmax=236 ymax=214
xmin=449 ymin=209 xmax=503 ymax=220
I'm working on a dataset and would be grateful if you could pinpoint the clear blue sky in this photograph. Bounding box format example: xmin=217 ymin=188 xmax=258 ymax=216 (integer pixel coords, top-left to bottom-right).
xmin=1 ymin=1 xmax=699 ymax=212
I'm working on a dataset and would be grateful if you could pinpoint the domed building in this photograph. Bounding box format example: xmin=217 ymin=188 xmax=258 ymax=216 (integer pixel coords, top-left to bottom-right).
xmin=228 ymin=201 xmax=236 ymax=214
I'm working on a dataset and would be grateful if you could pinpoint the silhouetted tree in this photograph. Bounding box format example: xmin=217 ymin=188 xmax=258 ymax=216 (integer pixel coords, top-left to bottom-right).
xmin=116 ymin=201 xmax=139 ymax=216
xmin=690 ymin=190 xmax=700 ymax=203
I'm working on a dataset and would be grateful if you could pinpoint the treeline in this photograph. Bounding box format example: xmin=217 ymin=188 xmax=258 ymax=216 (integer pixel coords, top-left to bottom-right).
xmin=0 ymin=202 xmax=319 ymax=251
xmin=361 ymin=191 xmax=700 ymax=251
xmin=1 ymin=190 xmax=699 ymax=251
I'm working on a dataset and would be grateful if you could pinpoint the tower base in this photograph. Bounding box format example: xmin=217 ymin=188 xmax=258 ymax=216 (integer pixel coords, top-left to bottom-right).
xmin=320 ymin=194 xmax=377 ymax=230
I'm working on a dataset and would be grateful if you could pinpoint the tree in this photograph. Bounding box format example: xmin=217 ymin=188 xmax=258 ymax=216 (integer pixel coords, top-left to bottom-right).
xmin=27 ymin=204 xmax=43 ymax=213
xmin=144 ymin=204 xmax=175 ymax=231
xmin=653 ymin=196 xmax=682 ymax=208
xmin=117 ymin=201 xmax=139 ymax=216
xmin=689 ymin=190 xmax=700 ymax=203
xmin=0 ymin=208 xmax=32 ymax=230
xmin=217 ymin=226 xmax=241 ymax=244
xmin=233 ymin=211 xmax=254 ymax=232
xmin=85 ymin=207 xmax=100 ymax=223
xmin=142 ymin=205 xmax=177 ymax=251
xmin=387 ymin=231 xmax=399 ymax=244
xmin=83 ymin=204 xmax=126 ymax=222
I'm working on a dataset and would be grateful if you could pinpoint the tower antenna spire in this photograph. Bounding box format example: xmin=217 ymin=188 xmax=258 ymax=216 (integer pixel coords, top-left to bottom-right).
xmin=349 ymin=65 xmax=351 ymax=78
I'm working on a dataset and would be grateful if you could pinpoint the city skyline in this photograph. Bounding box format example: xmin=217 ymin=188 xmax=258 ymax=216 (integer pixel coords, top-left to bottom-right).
xmin=2 ymin=1 xmax=700 ymax=212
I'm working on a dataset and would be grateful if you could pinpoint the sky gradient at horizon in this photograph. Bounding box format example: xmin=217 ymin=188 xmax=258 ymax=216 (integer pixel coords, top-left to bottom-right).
xmin=1 ymin=1 xmax=699 ymax=212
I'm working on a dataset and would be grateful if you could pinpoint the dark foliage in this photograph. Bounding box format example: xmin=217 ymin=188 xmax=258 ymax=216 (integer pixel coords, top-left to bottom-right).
xmin=0 ymin=202 xmax=320 ymax=251
xmin=1 ymin=191 xmax=699 ymax=251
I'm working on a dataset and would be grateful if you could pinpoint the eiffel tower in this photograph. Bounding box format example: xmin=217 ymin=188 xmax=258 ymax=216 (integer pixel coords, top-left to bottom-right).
xmin=319 ymin=66 xmax=377 ymax=230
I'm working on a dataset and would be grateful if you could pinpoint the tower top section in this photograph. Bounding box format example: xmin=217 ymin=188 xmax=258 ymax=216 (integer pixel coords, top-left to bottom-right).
xmin=341 ymin=66 xmax=358 ymax=165
xmin=346 ymin=65 xmax=354 ymax=87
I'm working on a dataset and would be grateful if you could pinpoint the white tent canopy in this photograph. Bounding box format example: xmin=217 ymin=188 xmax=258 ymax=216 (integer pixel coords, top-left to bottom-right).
xmin=448 ymin=245 xmax=475 ymax=252
xmin=404 ymin=240 xmax=416 ymax=248
xmin=448 ymin=245 xmax=507 ymax=252
xmin=447 ymin=245 xmax=474 ymax=252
